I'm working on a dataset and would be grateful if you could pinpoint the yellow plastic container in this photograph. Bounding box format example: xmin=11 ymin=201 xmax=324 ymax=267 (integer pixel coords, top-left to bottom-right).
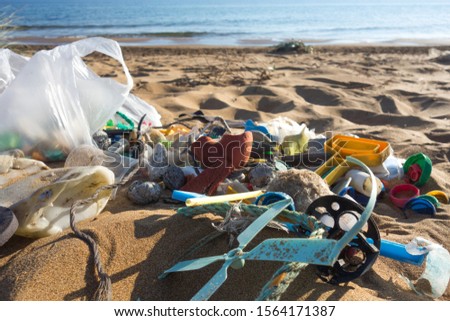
xmin=332 ymin=138 xmax=380 ymax=154
xmin=325 ymin=135 xmax=390 ymax=167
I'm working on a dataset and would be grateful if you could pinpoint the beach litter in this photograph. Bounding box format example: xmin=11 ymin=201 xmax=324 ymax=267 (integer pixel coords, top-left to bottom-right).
xmin=0 ymin=38 xmax=449 ymax=301
xmin=2 ymin=104 xmax=449 ymax=299
xmin=0 ymin=164 xmax=115 ymax=238
xmin=160 ymin=157 xmax=380 ymax=300
xmin=401 ymin=237 xmax=450 ymax=299
xmin=149 ymin=117 xmax=448 ymax=300
xmin=270 ymin=40 xmax=313 ymax=54
xmin=0 ymin=207 xmax=18 ymax=247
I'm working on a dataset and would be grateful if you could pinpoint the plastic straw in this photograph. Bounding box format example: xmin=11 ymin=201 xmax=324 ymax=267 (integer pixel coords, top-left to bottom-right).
xmin=186 ymin=190 xmax=264 ymax=207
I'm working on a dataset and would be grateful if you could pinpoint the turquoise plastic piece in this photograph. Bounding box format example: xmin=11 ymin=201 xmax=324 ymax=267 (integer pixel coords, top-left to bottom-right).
xmin=115 ymin=111 xmax=134 ymax=130
xmin=0 ymin=133 xmax=21 ymax=151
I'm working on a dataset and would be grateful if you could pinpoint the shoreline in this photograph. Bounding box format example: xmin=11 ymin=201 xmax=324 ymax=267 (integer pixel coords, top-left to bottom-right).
xmin=8 ymin=41 xmax=450 ymax=58
xmin=8 ymin=35 xmax=450 ymax=51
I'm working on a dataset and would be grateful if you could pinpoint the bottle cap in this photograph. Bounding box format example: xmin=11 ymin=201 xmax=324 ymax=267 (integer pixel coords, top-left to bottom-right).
xmin=404 ymin=198 xmax=436 ymax=216
xmin=403 ymin=153 xmax=432 ymax=187
xmin=389 ymin=184 xmax=420 ymax=208
xmin=426 ymin=190 xmax=449 ymax=204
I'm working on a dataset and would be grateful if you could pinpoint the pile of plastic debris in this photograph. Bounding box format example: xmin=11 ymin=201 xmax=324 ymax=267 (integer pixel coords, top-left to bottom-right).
xmin=0 ymin=38 xmax=448 ymax=301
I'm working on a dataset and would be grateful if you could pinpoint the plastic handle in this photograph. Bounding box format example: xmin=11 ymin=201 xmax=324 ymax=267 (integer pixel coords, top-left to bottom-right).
xmin=330 ymin=156 xmax=378 ymax=261
xmin=58 ymin=37 xmax=133 ymax=91
xmin=368 ymin=238 xmax=425 ymax=266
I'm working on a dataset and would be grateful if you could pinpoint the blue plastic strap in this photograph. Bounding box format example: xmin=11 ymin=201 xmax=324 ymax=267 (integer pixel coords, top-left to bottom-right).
xmin=254 ymin=192 xmax=295 ymax=211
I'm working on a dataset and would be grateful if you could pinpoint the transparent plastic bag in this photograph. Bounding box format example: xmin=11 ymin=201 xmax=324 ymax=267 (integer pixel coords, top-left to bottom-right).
xmin=0 ymin=37 xmax=134 ymax=160
xmin=64 ymin=145 xmax=140 ymax=182
xmin=64 ymin=145 xmax=140 ymax=199
xmin=401 ymin=237 xmax=450 ymax=298
xmin=120 ymin=94 xmax=162 ymax=129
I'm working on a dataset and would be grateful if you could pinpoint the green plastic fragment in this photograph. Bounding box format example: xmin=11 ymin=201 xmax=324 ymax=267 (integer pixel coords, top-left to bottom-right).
xmin=116 ymin=111 xmax=134 ymax=130
xmin=0 ymin=133 xmax=21 ymax=151
xmin=416 ymin=195 xmax=440 ymax=208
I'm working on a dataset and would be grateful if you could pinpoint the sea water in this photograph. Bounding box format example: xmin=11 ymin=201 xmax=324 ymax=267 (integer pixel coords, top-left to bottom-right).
xmin=2 ymin=0 xmax=450 ymax=46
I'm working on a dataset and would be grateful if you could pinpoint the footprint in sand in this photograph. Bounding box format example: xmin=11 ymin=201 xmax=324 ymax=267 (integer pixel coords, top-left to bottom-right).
xmin=234 ymin=108 xmax=261 ymax=120
xmin=130 ymin=71 xmax=150 ymax=78
xmin=241 ymin=86 xmax=277 ymax=96
xmin=339 ymin=109 xmax=434 ymax=128
xmin=307 ymin=77 xmax=372 ymax=90
xmin=199 ymin=97 xmax=229 ymax=110
xmin=377 ymin=95 xmax=414 ymax=115
xmin=295 ymin=86 xmax=343 ymax=106
xmin=425 ymin=128 xmax=450 ymax=144
xmin=257 ymin=97 xmax=296 ymax=113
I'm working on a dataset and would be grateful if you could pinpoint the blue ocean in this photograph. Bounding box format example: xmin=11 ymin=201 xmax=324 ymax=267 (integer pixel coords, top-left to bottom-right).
xmin=2 ymin=0 xmax=450 ymax=46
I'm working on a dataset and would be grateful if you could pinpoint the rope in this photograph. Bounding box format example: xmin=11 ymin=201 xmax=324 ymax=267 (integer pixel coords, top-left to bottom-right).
xmin=197 ymin=116 xmax=233 ymax=137
xmin=178 ymin=203 xmax=323 ymax=232
xmin=257 ymin=262 xmax=309 ymax=301
xmin=69 ymin=162 xmax=140 ymax=301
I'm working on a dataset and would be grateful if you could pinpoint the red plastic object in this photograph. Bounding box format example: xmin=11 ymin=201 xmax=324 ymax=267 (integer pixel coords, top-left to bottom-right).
xmin=389 ymin=184 xmax=420 ymax=208
xmin=180 ymin=132 xmax=253 ymax=195
xmin=406 ymin=164 xmax=422 ymax=183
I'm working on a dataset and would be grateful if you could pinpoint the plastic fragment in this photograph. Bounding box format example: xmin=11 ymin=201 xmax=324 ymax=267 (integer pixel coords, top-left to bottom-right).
xmin=401 ymin=237 xmax=450 ymax=299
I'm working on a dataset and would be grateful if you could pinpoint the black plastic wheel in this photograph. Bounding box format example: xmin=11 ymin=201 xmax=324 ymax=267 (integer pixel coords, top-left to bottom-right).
xmin=306 ymin=195 xmax=381 ymax=284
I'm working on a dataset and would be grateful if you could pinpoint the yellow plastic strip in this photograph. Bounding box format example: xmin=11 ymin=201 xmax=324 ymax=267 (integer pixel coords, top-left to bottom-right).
xmin=186 ymin=190 xmax=264 ymax=207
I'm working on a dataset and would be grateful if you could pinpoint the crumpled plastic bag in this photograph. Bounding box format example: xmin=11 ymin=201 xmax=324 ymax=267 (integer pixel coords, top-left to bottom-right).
xmin=0 ymin=37 xmax=161 ymax=161
xmin=401 ymin=237 xmax=450 ymax=299
xmin=121 ymin=94 xmax=162 ymax=130
xmin=261 ymin=116 xmax=309 ymax=144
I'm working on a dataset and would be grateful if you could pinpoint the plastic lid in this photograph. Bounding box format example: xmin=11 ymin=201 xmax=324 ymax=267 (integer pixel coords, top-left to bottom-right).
xmin=416 ymin=195 xmax=440 ymax=208
xmin=426 ymin=190 xmax=449 ymax=204
xmin=389 ymin=184 xmax=420 ymax=208
xmin=404 ymin=198 xmax=436 ymax=216
xmin=403 ymin=153 xmax=432 ymax=187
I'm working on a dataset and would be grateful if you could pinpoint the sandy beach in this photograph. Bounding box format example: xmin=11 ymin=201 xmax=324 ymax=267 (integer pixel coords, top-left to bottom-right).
xmin=0 ymin=44 xmax=449 ymax=301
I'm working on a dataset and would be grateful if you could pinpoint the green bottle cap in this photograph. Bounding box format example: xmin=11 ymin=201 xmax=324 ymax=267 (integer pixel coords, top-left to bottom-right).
xmin=403 ymin=153 xmax=432 ymax=187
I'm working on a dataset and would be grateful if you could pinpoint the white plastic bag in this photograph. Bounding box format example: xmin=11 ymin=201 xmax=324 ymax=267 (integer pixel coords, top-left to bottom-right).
xmin=0 ymin=49 xmax=29 ymax=93
xmin=0 ymin=37 xmax=151 ymax=160
xmin=120 ymin=94 xmax=162 ymax=129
